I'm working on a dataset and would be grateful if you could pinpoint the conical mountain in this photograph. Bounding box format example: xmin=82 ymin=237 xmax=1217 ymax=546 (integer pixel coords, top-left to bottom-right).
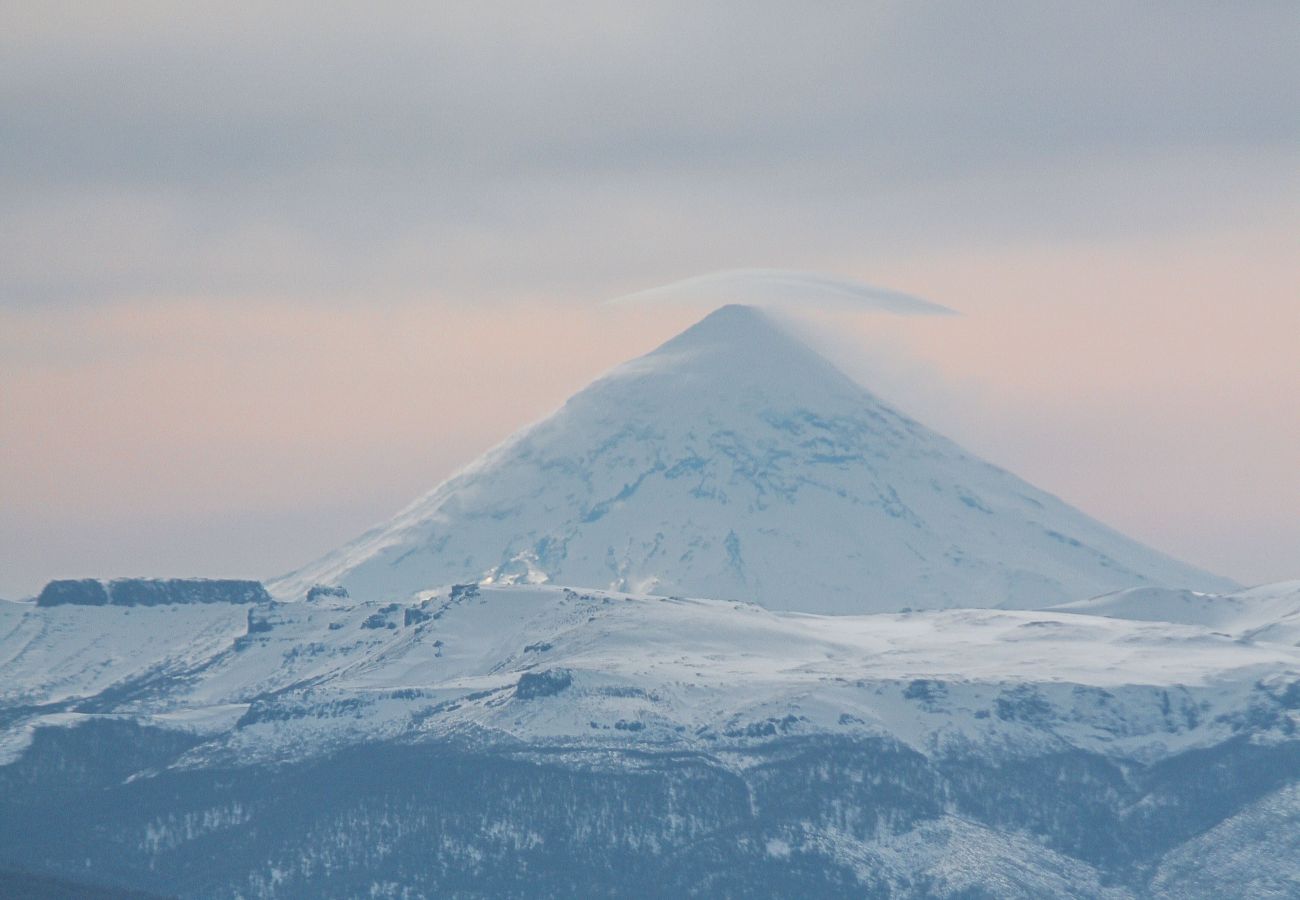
xmin=272 ymin=304 xmax=1235 ymax=612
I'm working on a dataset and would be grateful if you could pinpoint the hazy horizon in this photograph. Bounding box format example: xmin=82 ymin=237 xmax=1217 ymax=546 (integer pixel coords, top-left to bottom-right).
xmin=3 ymin=2 xmax=1297 ymax=597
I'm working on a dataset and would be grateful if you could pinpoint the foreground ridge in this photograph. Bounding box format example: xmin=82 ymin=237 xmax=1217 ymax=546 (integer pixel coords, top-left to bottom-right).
xmin=1 ymin=579 xmax=1298 ymax=896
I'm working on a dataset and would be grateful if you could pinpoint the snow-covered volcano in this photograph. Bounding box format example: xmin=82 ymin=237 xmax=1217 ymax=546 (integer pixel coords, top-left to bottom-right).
xmin=273 ymin=304 xmax=1233 ymax=612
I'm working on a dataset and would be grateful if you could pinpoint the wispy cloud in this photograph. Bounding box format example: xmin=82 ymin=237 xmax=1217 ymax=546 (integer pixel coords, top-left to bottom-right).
xmin=605 ymin=270 xmax=955 ymax=316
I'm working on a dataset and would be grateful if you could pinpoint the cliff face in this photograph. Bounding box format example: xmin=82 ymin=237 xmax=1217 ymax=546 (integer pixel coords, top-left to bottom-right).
xmin=36 ymin=578 xmax=271 ymax=608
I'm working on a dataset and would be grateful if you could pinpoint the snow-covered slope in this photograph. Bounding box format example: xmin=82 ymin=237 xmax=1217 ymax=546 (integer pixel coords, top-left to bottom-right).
xmin=3 ymin=583 xmax=1295 ymax=769
xmin=272 ymin=304 xmax=1233 ymax=612
xmin=1050 ymin=581 xmax=1300 ymax=645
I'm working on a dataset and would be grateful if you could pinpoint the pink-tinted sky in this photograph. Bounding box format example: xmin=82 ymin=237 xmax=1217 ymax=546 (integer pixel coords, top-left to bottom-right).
xmin=1 ymin=3 xmax=1297 ymax=596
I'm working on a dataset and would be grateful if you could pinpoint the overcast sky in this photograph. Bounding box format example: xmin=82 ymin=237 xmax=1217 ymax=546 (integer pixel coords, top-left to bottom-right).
xmin=2 ymin=2 xmax=1297 ymax=597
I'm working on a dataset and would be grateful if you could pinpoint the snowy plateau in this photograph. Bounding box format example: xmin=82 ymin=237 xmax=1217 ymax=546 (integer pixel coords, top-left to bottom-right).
xmin=2 ymin=305 xmax=1297 ymax=899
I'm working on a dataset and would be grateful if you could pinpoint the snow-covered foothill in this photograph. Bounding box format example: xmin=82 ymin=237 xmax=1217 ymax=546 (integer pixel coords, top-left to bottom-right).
xmin=1049 ymin=581 xmax=1300 ymax=645
xmin=3 ymin=582 xmax=1297 ymax=769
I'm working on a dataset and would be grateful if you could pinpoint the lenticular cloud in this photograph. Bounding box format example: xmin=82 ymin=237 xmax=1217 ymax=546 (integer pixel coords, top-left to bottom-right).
xmin=605 ymin=269 xmax=956 ymax=316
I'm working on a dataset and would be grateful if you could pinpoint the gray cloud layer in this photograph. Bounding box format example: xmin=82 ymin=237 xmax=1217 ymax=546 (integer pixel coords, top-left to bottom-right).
xmin=2 ymin=1 xmax=1295 ymax=306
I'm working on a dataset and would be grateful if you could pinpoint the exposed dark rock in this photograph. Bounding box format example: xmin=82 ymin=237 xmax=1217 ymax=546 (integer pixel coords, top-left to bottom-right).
xmin=404 ymin=607 xmax=432 ymax=626
xmin=36 ymin=578 xmax=269 ymax=608
xmin=515 ymin=668 xmax=573 ymax=699
xmin=450 ymin=583 xmax=481 ymax=603
xmin=245 ymin=608 xmax=274 ymax=635
xmin=35 ymin=579 xmax=109 ymax=607
xmin=305 ymin=584 xmax=350 ymax=603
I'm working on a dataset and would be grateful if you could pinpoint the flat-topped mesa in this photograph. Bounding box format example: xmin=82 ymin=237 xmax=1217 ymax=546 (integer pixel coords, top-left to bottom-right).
xmin=274 ymin=302 xmax=1235 ymax=613
xmin=36 ymin=578 xmax=271 ymax=608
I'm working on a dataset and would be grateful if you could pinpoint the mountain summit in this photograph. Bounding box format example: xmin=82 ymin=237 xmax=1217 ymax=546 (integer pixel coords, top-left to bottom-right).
xmin=273 ymin=304 xmax=1232 ymax=612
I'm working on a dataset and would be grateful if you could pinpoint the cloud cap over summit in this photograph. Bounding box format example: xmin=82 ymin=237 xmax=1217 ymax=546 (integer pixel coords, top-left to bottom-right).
xmin=605 ymin=270 xmax=955 ymax=317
